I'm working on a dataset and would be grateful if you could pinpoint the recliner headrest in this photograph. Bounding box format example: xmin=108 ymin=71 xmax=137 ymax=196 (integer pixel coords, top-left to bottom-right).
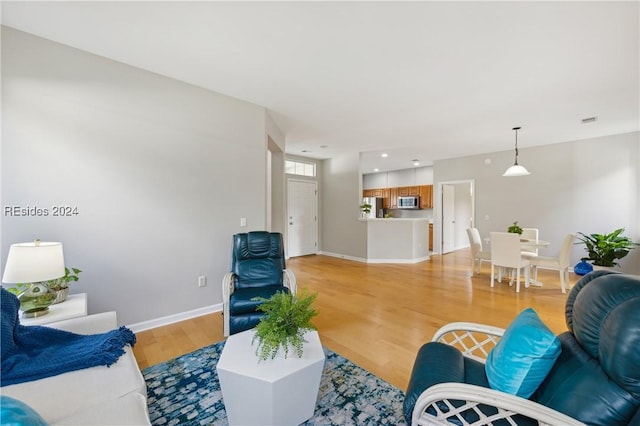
xmin=233 ymin=231 xmax=284 ymax=261
xmin=565 ymin=271 xmax=640 ymax=395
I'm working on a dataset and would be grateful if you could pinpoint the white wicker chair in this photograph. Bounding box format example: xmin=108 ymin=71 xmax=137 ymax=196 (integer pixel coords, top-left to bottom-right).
xmin=410 ymin=322 xmax=585 ymax=426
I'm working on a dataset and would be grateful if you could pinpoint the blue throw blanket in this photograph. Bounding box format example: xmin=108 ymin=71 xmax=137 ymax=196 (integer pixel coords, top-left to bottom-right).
xmin=1 ymin=288 xmax=136 ymax=387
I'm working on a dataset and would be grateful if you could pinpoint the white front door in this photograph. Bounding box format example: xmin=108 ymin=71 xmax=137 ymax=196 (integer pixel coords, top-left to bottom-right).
xmin=441 ymin=184 xmax=456 ymax=253
xmin=287 ymin=179 xmax=318 ymax=257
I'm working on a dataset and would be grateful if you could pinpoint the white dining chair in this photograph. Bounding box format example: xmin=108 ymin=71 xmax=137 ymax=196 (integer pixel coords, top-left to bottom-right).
xmin=490 ymin=232 xmax=531 ymax=293
xmin=466 ymin=228 xmax=491 ymax=275
xmin=520 ymin=227 xmax=539 ymax=258
xmin=529 ymin=233 xmax=576 ymax=294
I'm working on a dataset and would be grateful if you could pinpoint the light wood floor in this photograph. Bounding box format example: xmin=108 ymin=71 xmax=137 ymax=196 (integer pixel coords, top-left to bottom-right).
xmin=133 ymin=249 xmax=571 ymax=391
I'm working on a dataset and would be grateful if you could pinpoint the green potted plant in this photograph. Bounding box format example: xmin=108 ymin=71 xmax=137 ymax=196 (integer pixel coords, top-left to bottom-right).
xmin=252 ymin=289 xmax=318 ymax=361
xmin=47 ymin=267 xmax=82 ymax=304
xmin=576 ymin=228 xmax=638 ymax=268
xmin=507 ymin=221 xmax=523 ymax=235
xmin=360 ymin=203 xmax=372 ymax=218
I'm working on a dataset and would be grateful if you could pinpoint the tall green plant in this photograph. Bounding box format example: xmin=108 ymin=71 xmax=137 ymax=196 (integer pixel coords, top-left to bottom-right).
xmin=576 ymin=228 xmax=638 ymax=267
xmin=252 ymin=289 xmax=318 ymax=361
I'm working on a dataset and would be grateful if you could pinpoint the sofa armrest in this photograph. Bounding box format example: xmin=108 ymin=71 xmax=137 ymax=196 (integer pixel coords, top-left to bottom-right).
xmin=46 ymin=312 xmax=118 ymax=335
xmin=412 ymin=382 xmax=585 ymax=426
xmin=432 ymin=322 xmax=505 ymax=363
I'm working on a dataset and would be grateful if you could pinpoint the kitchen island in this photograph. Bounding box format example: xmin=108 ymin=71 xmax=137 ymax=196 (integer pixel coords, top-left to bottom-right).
xmin=362 ymin=218 xmax=430 ymax=263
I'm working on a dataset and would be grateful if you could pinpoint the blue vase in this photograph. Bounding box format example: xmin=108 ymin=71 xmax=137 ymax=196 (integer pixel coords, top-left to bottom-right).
xmin=574 ymin=260 xmax=593 ymax=276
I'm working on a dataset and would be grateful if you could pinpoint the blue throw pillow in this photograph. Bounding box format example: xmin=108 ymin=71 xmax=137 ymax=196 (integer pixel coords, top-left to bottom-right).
xmin=485 ymin=308 xmax=561 ymax=398
xmin=0 ymin=396 xmax=48 ymax=426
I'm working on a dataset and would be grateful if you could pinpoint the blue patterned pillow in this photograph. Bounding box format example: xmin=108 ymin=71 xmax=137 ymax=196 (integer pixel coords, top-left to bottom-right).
xmin=485 ymin=308 xmax=561 ymax=398
xmin=0 ymin=396 xmax=48 ymax=426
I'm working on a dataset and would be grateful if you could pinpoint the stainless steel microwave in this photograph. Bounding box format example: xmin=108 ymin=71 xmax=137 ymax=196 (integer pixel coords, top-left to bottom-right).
xmin=398 ymin=196 xmax=420 ymax=209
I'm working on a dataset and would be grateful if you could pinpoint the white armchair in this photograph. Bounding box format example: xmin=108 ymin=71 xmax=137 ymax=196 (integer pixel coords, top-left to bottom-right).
xmin=405 ymin=271 xmax=640 ymax=425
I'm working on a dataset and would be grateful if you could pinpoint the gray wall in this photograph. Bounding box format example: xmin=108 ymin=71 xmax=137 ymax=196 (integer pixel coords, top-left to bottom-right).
xmin=319 ymin=153 xmax=367 ymax=260
xmin=434 ymin=131 xmax=640 ymax=274
xmin=1 ymin=27 xmax=275 ymax=325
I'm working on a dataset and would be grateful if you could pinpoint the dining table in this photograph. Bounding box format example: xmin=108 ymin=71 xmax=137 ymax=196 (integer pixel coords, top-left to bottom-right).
xmin=484 ymin=236 xmax=551 ymax=287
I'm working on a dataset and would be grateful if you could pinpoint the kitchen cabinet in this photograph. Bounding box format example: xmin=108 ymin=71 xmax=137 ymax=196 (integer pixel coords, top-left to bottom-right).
xmin=363 ymin=188 xmax=384 ymax=198
xmin=382 ymin=188 xmax=391 ymax=209
xmin=419 ymin=185 xmax=433 ymax=209
xmin=389 ymin=187 xmax=398 ymax=209
xmin=364 ymin=184 xmax=432 ymax=210
xmin=397 ymin=186 xmax=419 ymax=197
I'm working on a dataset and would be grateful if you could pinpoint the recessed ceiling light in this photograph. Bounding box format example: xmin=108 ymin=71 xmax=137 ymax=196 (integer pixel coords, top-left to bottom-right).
xmin=374 ymin=168 xmax=379 ymax=172
xmin=381 ymin=153 xmax=388 ymax=158
xmin=412 ymin=159 xmax=420 ymax=166
xmin=582 ymin=116 xmax=597 ymax=123
xmin=301 ymin=150 xmax=310 ymax=153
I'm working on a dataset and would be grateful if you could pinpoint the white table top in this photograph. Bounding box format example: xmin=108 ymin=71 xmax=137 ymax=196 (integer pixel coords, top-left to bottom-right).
xmin=20 ymin=293 xmax=88 ymax=326
xmin=519 ymin=238 xmax=550 ymax=248
xmin=217 ymin=329 xmax=325 ymax=382
xmin=485 ymin=237 xmax=550 ymax=248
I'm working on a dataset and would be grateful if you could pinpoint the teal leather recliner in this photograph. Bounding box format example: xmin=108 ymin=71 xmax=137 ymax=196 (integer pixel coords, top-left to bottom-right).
xmin=222 ymin=232 xmax=297 ymax=336
xmin=404 ymin=270 xmax=640 ymax=425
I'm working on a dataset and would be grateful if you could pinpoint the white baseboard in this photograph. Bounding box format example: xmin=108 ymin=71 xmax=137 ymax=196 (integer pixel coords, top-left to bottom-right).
xmin=366 ymin=256 xmax=430 ymax=264
xmin=128 ymin=303 xmax=223 ymax=333
xmin=318 ymin=251 xmax=429 ymax=264
xmin=318 ymin=251 xmax=368 ymax=263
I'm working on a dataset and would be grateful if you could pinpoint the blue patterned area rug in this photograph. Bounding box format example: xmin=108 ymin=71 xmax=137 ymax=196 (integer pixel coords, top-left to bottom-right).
xmin=143 ymin=340 xmax=406 ymax=425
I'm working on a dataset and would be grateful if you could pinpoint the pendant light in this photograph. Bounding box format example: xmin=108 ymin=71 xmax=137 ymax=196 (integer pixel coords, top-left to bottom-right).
xmin=502 ymin=126 xmax=531 ymax=177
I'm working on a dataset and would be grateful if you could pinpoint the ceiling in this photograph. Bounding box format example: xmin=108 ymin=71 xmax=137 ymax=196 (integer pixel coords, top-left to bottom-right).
xmin=2 ymin=1 xmax=638 ymax=173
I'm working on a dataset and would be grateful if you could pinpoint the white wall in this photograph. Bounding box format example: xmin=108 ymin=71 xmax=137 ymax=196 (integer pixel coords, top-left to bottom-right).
xmin=433 ymin=131 xmax=640 ymax=274
xmin=1 ymin=27 xmax=272 ymax=325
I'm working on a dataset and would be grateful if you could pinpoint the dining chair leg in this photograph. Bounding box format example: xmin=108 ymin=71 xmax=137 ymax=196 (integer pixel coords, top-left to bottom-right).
xmin=516 ymin=268 xmax=521 ymax=293
xmin=490 ymin=264 xmax=495 ymax=287
xmin=560 ymin=268 xmax=567 ymax=294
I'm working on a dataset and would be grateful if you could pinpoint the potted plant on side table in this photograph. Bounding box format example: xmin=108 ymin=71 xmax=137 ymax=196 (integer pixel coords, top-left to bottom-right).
xmin=47 ymin=267 xmax=82 ymax=304
xmin=575 ymin=228 xmax=638 ymax=273
xmin=252 ymin=289 xmax=318 ymax=361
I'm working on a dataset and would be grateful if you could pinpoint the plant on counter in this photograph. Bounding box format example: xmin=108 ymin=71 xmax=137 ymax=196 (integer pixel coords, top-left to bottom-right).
xmin=507 ymin=221 xmax=523 ymax=235
xmin=252 ymin=289 xmax=318 ymax=361
xmin=360 ymin=203 xmax=372 ymax=215
xmin=576 ymin=228 xmax=638 ymax=267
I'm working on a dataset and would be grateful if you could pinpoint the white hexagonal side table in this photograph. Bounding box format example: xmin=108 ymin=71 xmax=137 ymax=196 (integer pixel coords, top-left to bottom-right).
xmin=216 ymin=329 xmax=325 ymax=426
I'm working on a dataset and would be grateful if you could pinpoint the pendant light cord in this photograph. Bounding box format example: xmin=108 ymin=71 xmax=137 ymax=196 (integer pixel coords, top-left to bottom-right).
xmin=512 ymin=126 xmax=521 ymax=165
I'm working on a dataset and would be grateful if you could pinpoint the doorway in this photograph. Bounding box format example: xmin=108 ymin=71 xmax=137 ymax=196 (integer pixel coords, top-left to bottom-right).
xmin=287 ymin=179 xmax=318 ymax=257
xmin=437 ymin=180 xmax=475 ymax=254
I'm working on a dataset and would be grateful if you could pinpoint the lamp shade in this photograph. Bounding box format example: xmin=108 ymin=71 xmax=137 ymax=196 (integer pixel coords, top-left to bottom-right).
xmin=502 ymin=164 xmax=531 ymax=177
xmin=2 ymin=241 xmax=65 ymax=283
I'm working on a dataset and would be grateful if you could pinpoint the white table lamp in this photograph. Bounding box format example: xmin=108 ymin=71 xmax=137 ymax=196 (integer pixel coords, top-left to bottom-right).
xmin=2 ymin=240 xmax=66 ymax=317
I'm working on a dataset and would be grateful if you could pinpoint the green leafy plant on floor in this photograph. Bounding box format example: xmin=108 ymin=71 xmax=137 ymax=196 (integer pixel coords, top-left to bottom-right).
xmin=252 ymin=289 xmax=318 ymax=361
xmin=576 ymin=228 xmax=638 ymax=267
xmin=507 ymin=221 xmax=523 ymax=235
